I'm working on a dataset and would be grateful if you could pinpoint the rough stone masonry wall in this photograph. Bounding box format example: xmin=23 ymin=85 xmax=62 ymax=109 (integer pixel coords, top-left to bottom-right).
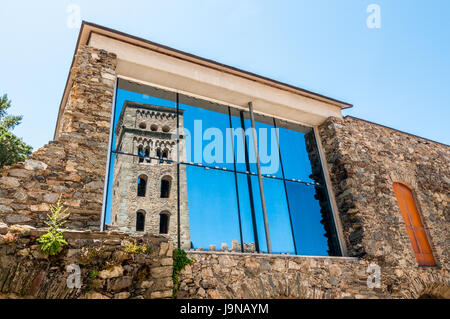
xmin=0 ymin=45 xmax=117 ymax=229
xmin=176 ymin=252 xmax=390 ymax=299
xmin=317 ymin=116 xmax=449 ymax=295
xmin=0 ymin=223 xmax=174 ymax=299
xmin=1 ymin=42 xmax=448 ymax=299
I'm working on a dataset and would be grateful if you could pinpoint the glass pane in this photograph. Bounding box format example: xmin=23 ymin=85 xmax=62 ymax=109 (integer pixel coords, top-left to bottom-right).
xmin=179 ymin=95 xmax=234 ymax=170
xmin=262 ymin=177 xmax=295 ymax=254
xmin=275 ymin=119 xmax=316 ymax=183
xmin=235 ymin=172 xmax=259 ymax=252
xmin=186 ymin=166 xmax=241 ymax=251
xmin=112 ymin=80 xmax=177 ymax=154
xmin=252 ymin=114 xmax=282 ymax=178
xmin=286 ymin=181 xmax=330 ymax=256
xmin=229 ymin=109 xmax=258 ymax=174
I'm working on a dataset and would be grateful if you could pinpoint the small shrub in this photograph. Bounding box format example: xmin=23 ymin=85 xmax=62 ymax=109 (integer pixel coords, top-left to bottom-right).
xmin=172 ymin=248 xmax=194 ymax=296
xmin=89 ymin=269 xmax=99 ymax=279
xmin=37 ymin=196 xmax=69 ymax=256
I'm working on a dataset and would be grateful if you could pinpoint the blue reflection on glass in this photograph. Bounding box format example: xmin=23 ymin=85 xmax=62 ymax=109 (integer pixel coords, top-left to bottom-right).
xmin=179 ymin=102 xmax=234 ymax=170
xmin=286 ymin=181 xmax=329 ymax=256
xmin=277 ymin=125 xmax=314 ymax=183
xmin=248 ymin=174 xmax=268 ymax=253
xmin=235 ymin=172 xmax=258 ymax=252
xmin=262 ymin=177 xmax=295 ymax=254
xmin=230 ymin=113 xmax=257 ymax=174
xmin=187 ymin=166 xmax=241 ymax=250
xmin=252 ymin=119 xmax=282 ymax=178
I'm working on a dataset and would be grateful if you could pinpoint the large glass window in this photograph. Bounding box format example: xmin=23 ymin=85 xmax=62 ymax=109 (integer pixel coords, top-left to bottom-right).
xmin=103 ymin=79 xmax=341 ymax=256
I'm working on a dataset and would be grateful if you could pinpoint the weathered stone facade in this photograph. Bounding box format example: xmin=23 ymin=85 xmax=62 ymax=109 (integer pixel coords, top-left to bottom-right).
xmin=0 ymin=45 xmax=117 ymax=230
xmin=0 ymin=42 xmax=448 ymax=299
xmin=0 ymin=223 xmax=174 ymax=299
xmin=176 ymin=252 xmax=383 ymax=299
xmin=318 ymin=116 xmax=449 ymax=265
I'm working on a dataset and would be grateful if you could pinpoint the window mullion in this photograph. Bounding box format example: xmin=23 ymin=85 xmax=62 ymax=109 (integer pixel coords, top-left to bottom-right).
xmin=228 ymin=107 xmax=244 ymax=253
xmin=248 ymin=102 xmax=272 ymax=254
xmin=272 ymin=118 xmax=298 ymax=255
xmin=176 ymin=92 xmax=181 ymax=249
xmin=239 ymin=111 xmax=260 ymax=253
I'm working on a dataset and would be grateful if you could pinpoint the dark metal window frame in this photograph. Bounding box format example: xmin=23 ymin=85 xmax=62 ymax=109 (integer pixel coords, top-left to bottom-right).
xmin=101 ymin=79 xmax=342 ymax=256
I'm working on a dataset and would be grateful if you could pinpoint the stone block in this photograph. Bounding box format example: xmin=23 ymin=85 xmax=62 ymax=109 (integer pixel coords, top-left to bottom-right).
xmin=85 ymin=291 xmax=110 ymax=299
xmin=150 ymin=266 xmax=172 ymax=279
xmin=24 ymin=160 xmax=48 ymax=171
xmin=0 ymin=176 xmax=20 ymax=188
xmin=98 ymin=266 xmax=123 ymax=279
xmin=5 ymin=214 xmax=31 ymax=224
xmin=150 ymin=290 xmax=172 ymax=299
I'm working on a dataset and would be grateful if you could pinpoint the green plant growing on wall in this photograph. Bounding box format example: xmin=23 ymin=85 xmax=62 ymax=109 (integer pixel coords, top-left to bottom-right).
xmin=124 ymin=240 xmax=151 ymax=254
xmin=172 ymin=248 xmax=194 ymax=296
xmin=37 ymin=196 xmax=69 ymax=256
xmin=88 ymin=269 xmax=99 ymax=279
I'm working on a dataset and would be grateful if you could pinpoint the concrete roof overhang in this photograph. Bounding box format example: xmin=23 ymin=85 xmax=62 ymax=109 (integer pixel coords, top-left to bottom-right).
xmin=54 ymin=21 xmax=352 ymax=139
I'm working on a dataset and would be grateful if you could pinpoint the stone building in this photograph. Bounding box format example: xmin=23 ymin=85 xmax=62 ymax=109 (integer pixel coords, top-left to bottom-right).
xmin=110 ymin=101 xmax=190 ymax=248
xmin=0 ymin=22 xmax=448 ymax=299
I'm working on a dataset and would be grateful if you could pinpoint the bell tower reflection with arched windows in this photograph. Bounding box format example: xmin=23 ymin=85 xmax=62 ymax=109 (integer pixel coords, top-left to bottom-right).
xmin=110 ymin=101 xmax=190 ymax=248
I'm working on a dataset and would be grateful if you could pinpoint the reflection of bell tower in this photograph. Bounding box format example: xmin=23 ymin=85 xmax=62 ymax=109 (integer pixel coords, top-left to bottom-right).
xmin=110 ymin=101 xmax=190 ymax=248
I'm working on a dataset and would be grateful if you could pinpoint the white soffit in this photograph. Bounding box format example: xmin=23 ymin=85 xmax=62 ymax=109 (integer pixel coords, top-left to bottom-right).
xmin=87 ymin=32 xmax=344 ymax=126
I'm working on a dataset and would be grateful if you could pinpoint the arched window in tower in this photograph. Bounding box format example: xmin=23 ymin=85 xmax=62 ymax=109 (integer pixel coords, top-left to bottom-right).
xmin=393 ymin=182 xmax=436 ymax=266
xmin=138 ymin=145 xmax=144 ymax=163
xmin=161 ymin=176 xmax=171 ymax=198
xmin=144 ymin=147 xmax=150 ymax=163
xmin=162 ymin=149 xmax=169 ymax=160
xmin=137 ymin=175 xmax=147 ymax=197
xmin=159 ymin=212 xmax=169 ymax=234
xmin=136 ymin=210 xmax=145 ymax=231
xmin=156 ymin=147 xmax=164 ymax=163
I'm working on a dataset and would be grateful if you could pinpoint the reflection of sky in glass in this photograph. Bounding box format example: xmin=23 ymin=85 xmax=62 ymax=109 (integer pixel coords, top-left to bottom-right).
xmin=248 ymin=174 xmax=267 ymax=253
xmin=104 ymin=85 xmax=336 ymax=256
xmin=230 ymin=114 xmax=257 ymax=174
xmin=263 ymin=177 xmax=295 ymax=254
xmin=253 ymin=120 xmax=282 ymax=178
xmin=235 ymin=173 xmax=257 ymax=251
xmin=187 ymin=166 xmax=241 ymax=250
xmin=277 ymin=126 xmax=314 ymax=183
xmin=287 ymin=181 xmax=329 ymax=255
xmin=179 ymin=102 xmax=234 ymax=170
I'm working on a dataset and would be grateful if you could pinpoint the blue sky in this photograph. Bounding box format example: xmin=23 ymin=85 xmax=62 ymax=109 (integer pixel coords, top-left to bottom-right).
xmin=0 ymin=0 xmax=449 ymax=150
